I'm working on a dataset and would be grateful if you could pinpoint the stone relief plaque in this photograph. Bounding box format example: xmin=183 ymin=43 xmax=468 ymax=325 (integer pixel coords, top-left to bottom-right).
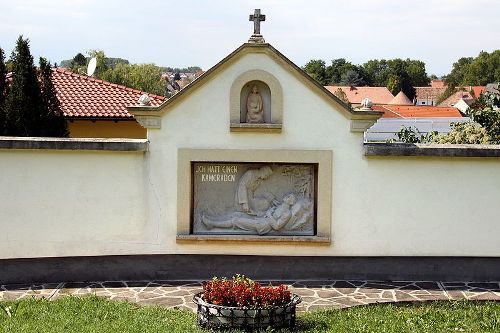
xmin=192 ymin=162 xmax=316 ymax=236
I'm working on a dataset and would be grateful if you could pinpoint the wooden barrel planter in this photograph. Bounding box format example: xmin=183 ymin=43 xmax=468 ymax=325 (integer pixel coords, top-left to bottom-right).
xmin=193 ymin=292 xmax=302 ymax=330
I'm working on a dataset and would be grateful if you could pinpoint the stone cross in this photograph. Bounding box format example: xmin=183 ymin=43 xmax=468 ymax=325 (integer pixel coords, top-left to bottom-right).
xmin=248 ymin=9 xmax=266 ymax=43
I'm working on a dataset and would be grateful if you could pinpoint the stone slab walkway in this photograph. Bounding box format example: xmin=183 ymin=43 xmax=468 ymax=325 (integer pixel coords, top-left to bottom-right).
xmin=1 ymin=281 xmax=499 ymax=312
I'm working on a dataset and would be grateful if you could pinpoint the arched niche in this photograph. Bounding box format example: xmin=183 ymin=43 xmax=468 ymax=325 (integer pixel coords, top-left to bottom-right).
xmin=229 ymin=69 xmax=283 ymax=132
xmin=240 ymin=80 xmax=271 ymax=123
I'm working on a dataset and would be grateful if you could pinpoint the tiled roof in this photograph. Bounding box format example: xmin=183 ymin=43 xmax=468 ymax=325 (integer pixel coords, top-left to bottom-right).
xmin=414 ymin=86 xmax=447 ymax=102
xmin=51 ymin=68 xmax=166 ymax=118
xmin=373 ymin=105 xmax=463 ymax=118
xmin=430 ymin=80 xmax=446 ymax=88
xmin=388 ymin=91 xmax=413 ymax=105
xmin=325 ymin=86 xmax=394 ymax=104
xmin=438 ymin=86 xmax=485 ymax=107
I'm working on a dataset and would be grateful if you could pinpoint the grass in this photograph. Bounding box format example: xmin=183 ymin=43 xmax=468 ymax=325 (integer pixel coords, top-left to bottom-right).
xmin=0 ymin=296 xmax=499 ymax=333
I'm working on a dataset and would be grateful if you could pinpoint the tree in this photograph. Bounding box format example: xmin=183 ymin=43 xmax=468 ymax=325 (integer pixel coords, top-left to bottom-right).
xmin=339 ymin=69 xmax=364 ymax=86
xmin=4 ymin=36 xmax=45 ymax=136
xmin=4 ymin=36 xmax=68 ymax=137
xmin=445 ymin=51 xmax=500 ymax=87
xmin=100 ymin=63 xmax=165 ymax=96
xmin=70 ymin=52 xmax=86 ymax=73
xmin=39 ymin=57 xmax=69 ymax=137
xmin=444 ymin=57 xmax=474 ymax=88
xmin=87 ymin=49 xmax=109 ymax=77
xmin=0 ymin=48 xmax=6 ymax=135
xmin=302 ymin=59 xmax=327 ymax=85
xmin=362 ymin=59 xmax=390 ymax=86
xmin=325 ymin=58 xmax=360 ymax=85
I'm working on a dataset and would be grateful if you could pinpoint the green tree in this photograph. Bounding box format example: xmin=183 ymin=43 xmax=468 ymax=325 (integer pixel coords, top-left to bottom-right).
xmin=445 ymin=51 xmax=500 ymax=87
xmin=87 ymin=49 xmax=109 ymax=77
xmin=0 ymin=48 xmax=6 ymax=135
xmin=302 ymin=59 xmax=327 ymax=85
xmin=386 ymin=74 xmax=401 ymax=95
xmin=445 ymin=57 xmax=474 ymax=88
xmin=325 ymin=58 xmax=361 ymax=85
xmin=100 ymin=63 xmax=165 ymax=96
xmin=339 ymin=69 xmax=365 ymax=86
xmin=4 ymin=36 xmax=67 ymax=137
xmin=4 ymin=36 xmax=46 ymax=136
xmin=362 ymin=59 xmax=390 ymax=86
xmin=70 ymin=52 xmax=86 ymax=74
xmin=462 ymin=50 xmax=500 ymax=86
xmin=39 ymin=57 xmax=69 ymax=137
xmin=385 ymin=59 xmax=417 ymax=100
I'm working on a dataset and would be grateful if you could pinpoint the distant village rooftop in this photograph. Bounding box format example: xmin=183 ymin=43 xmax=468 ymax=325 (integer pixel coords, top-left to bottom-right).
xmin=325 ymin=86 xmax=394 ymax=105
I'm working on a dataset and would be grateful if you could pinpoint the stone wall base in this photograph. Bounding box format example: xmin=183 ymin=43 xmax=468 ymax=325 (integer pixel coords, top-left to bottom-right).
xmin=1 ymin=255 xmax=499 ymax=284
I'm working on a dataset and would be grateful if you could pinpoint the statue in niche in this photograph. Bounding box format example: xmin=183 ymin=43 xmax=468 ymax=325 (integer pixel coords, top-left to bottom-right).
xmin=246 ymin=85 xmax=264 ymax=123
xmin=235 ymin=166 xmax=273 ymax=215
xmin=202 ymin=193 xmax=313 ymax=235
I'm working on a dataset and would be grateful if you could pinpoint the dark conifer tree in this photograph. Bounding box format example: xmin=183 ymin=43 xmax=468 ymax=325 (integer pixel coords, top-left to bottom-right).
xmin=4 ymin=36 xmax=45 ymax=136
xmin=39 ymin=57 xmax=68 ymax=137
xmin=0 ymin=48 xmax=6 ymax=135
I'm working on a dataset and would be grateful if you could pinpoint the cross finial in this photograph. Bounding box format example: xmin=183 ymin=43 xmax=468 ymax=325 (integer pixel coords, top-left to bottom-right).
xmin=248 ymin=9 xmax=266 ymax=43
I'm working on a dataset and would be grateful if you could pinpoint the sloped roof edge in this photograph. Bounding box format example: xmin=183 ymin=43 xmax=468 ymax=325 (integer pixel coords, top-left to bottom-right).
xmin=128 ymin=43 xmax=382 ymax=120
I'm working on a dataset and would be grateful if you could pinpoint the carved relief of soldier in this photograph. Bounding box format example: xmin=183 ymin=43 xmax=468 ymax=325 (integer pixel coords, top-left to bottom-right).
xmin=194 ymin=164 xmax=315 ymax=236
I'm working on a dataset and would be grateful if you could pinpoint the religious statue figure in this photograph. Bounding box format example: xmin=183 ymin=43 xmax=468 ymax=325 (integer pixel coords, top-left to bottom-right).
xmin=202 ymin=193 xmax=298 ymax=235
xmin=235 ymin=166 xmax=273 ymax=215
xmin=246 ymin=85 xmax=264 ymax=123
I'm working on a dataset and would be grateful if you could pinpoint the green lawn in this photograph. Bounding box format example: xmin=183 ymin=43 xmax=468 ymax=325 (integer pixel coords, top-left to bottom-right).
xmin=0 ymin=296 xmax=499 ymax=333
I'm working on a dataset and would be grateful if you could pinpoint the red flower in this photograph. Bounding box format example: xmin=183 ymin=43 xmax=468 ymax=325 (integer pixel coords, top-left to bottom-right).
xmin=202 ymin=275 xmax=292 ymax=308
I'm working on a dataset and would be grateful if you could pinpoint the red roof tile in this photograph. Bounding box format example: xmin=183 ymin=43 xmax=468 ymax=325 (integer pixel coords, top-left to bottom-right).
xmin=373 ymin=105 xmax=463 ymax=118
xmin=325 ymin=86 xmax=394 ymax=104
xmin=51 ymin=68 xmax=166 ymax=118
xmin=438 ymin=86 xmax=485 ymax=107
xmin=388 ymin=91 xmax=413 ymax=105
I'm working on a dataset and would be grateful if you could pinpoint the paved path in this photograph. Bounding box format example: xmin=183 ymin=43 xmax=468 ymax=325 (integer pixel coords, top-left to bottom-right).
xmin=1 ymin=281 xmax=499 ymax=312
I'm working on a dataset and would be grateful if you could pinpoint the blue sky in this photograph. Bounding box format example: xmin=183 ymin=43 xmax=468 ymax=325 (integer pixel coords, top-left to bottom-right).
xmin=0 ymin=0 xmax=499 ymax=76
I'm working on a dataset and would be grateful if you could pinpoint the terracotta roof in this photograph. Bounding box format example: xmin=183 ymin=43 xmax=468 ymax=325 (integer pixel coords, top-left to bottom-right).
xmin=438 ymin=86 xmax=485 ymax=107
xmin=325 ymin=86 xmax=394 ymax=104
xmin=373 ymin=105 xmax=463 ymax=118
xmin=51 ymin=68 xmax=166 ymax=118
xmin=388 ymin=91 xmax=413 ymax=105
xmin=430 ymin=80 xmax=446 ymax=88
xmin=414 ymin=86 xmax=447 ymax=102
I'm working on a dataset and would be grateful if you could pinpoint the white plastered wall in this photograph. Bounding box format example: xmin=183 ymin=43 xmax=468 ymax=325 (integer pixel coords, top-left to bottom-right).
xmin=0 ymin=51 xmax=499 ymax=259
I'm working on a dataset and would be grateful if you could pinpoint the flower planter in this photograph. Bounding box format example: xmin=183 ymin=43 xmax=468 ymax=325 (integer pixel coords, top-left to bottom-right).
xmin=193 ymin=292 xmax=302 ymax=330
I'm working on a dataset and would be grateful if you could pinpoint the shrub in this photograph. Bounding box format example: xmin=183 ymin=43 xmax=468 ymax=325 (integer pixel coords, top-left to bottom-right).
xmin=432 ymin=122 xmax=490 ymax=144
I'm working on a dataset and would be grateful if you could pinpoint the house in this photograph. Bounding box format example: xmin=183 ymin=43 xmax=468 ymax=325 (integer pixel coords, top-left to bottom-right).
xmin=325 ymin=85 xmax=394 ymax=105
xmin=51 ymin=68 xmax=165 ymax=138
xmin=414 ymin=80 xmax=447 ymax=106
xmin=438 ymin=86 xmax=485 ymax=108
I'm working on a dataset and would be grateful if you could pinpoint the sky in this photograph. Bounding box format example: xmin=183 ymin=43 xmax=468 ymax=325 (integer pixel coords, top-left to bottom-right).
xmin=0 ymin=0 xmax=499 ymax=76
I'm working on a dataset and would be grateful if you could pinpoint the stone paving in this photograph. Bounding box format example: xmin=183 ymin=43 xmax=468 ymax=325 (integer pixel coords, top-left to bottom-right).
xmin=0 ymin=281 xmax=499 ymax=312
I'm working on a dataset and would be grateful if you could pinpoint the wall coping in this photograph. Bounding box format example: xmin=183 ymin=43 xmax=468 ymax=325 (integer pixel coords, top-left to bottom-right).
xmin=364 ymin=142 xmax=500 ymax=158
xmin=0 ymin=136 xmax=148 ymax=151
